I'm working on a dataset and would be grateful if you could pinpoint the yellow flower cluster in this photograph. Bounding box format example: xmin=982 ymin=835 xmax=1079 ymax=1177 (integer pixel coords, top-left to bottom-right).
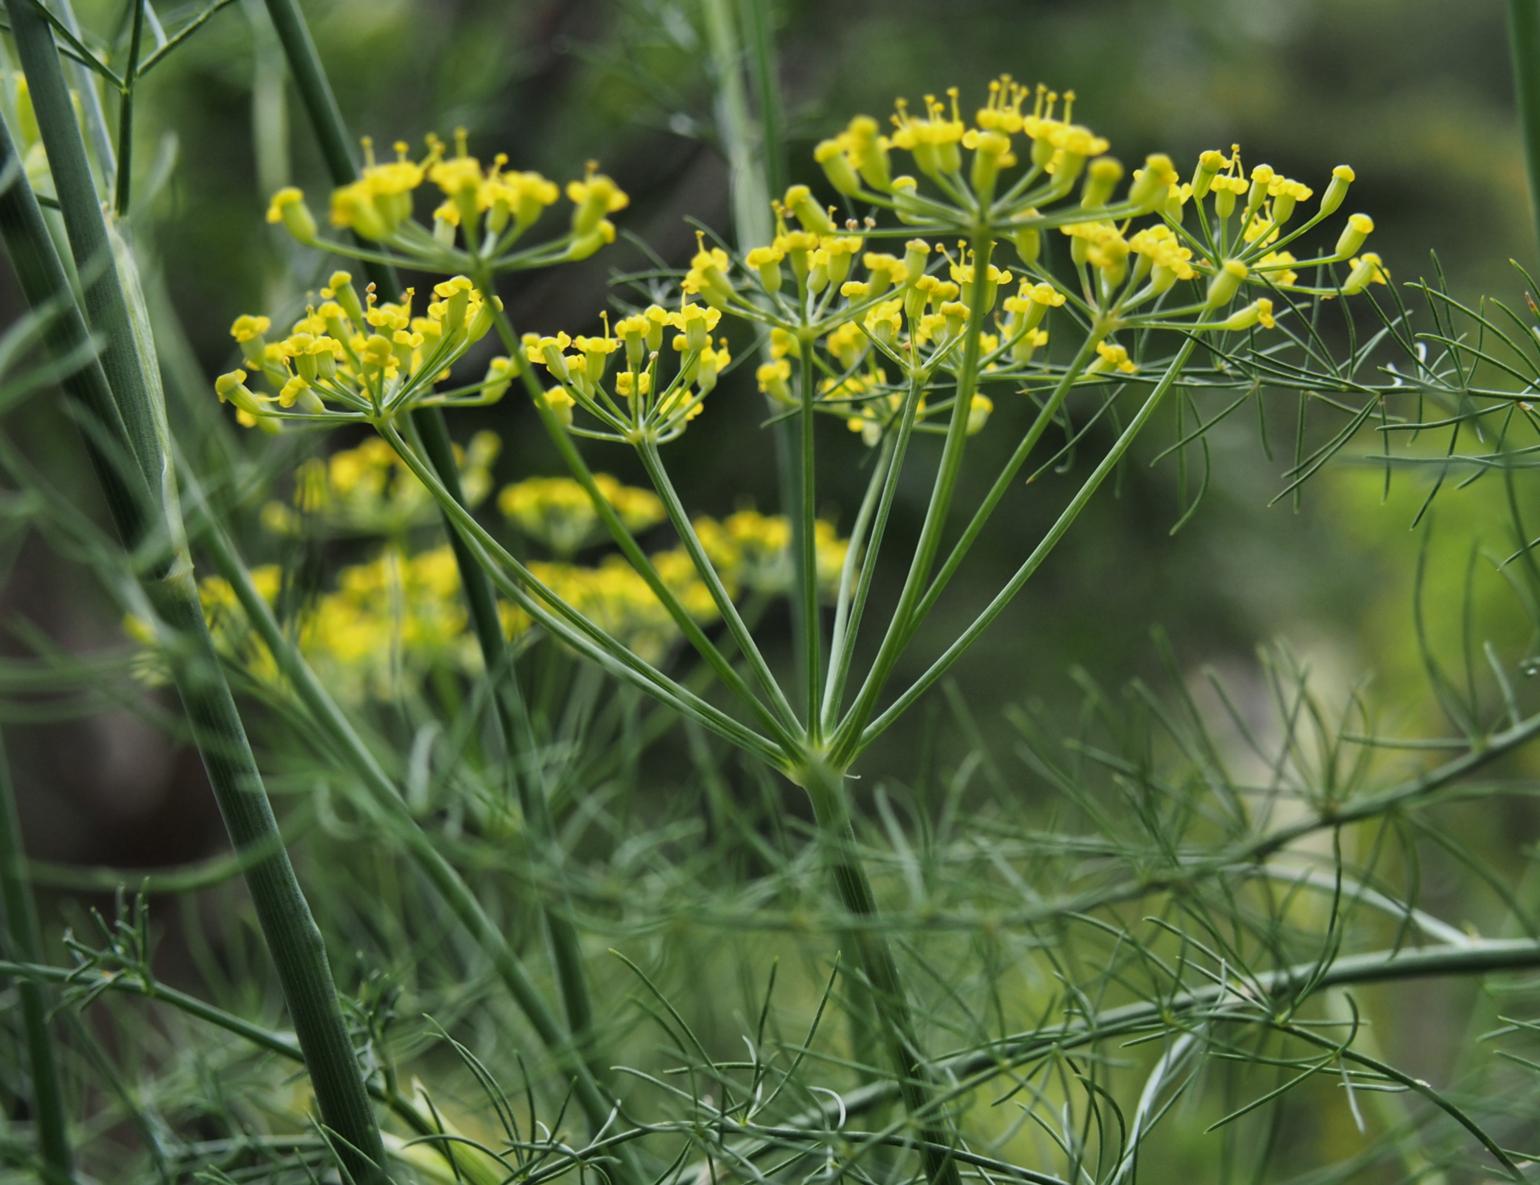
xmin=522 ymin=302 xmax=732 ymax=442
xmin=215 ymin=272 xmax=499 ymax=430
xmin=813 ymin=80 xmax=1112 ymax=212
xmin=266 ymin=131 xmax=628 ymax=268
xmin=261 ymin=433 xmax=500 ymax=536
xmin=189 ymin=548 xmax=474 ymax=702
xmin=497 ymin=473 xmax=665 ymax=556
xmin=695 ymin=510 xmax=849 ymax=596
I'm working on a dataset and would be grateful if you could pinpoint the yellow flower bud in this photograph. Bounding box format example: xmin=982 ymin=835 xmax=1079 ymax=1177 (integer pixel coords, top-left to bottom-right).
xmin=1334 ymin=212 xmax=1374 ymax=259
xmin=1081 ymin=156 xmax=1123 ymax=208
xmin=265 ymin=187 xmax=318 ymax=244
xmin=1319 ymin=164 xmax=1355 ymax=217
xmin=1206 ymin=259 xmax=1248 ymax=308
xmin=785 ymin=184 xmax=835 ymax=234
xmin=1192 ymin=149 xmax=1228 ymax=200
xmin=1341 ymin=252 xmax=1389 ymax=296
xmin=814 ymin=140 xmax=862 ymax=196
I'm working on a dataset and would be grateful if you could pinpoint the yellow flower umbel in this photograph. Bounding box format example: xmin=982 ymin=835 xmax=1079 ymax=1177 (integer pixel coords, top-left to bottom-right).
xmin=265 ymin=130 xmax=627 ymax=275
xmin=524 ymin=303 xmax=732 ymax=443
xmin=214 ymin=271 xmax=499 ymax=428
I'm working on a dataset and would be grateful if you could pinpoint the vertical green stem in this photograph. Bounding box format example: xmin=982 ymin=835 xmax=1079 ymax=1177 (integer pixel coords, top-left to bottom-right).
xmin=797 ymin=339 xmax=822 ymax=733
xmin=113 ymin=0 xmax=147 ymax=216
xmin=799 ymin=760 xmax=961 ymax=1185
xmin=739 ymin=0 xmax=786 ymax=199
xmin=0 ymin=732 xmax=75 ymax=1185
xmin=0 ymin=26 xmax=390 ymax=1183
xmin=1508 ymin=0 xmax=1540 ymax=253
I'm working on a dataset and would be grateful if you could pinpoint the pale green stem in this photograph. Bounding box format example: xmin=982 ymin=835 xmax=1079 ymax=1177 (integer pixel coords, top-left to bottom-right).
xmin=821 ymin=370 xmax=927 ymax=733
xmin=852 ymin=337 xmax=1199 ymax=758
xmin=635 ymin=439 xmax=799 ymax=731
xmin=701 ymin=0 xmax=811 ymax=714
xmin=832 ymin=230 xmax=997 ymax=762
xmin=741 ymin=935 xmax=1540 ymax=1165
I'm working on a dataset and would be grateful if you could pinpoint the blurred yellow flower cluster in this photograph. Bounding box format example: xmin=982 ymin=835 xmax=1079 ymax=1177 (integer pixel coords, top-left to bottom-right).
xmin=137 ymin=436 xmax=851 ymax=697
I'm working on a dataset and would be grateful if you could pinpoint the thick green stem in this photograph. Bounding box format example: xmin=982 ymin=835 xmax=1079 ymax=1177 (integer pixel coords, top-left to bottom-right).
xmin=0 ymin=733 xmax=75 ymax=1184
xmin=1508 ymin=0 xmax=1540 ymax=253
xmin=193 ymin=516 xmax=626 ymax=1141
xmin=799 ymin=760 xmax=963 ymax=1185
xmin=0 ymin=41 xmax=389 ymax=1183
